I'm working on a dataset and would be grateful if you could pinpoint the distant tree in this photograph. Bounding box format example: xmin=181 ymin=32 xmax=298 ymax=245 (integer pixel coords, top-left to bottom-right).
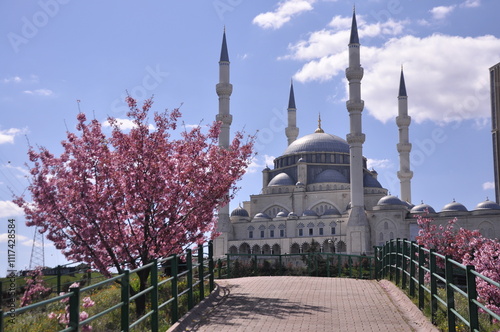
xmin=15 ymin=97 xmax=254 ymax=315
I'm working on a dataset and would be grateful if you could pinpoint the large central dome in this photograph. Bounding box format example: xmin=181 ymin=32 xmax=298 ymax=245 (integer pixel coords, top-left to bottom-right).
xmin=283 ymin=132 xmax=350 ymax=155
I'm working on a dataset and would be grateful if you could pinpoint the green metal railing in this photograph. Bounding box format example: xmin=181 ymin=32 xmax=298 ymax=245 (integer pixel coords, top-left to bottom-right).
xmin=375 ymin=238 xmax=500 ymax=332
xmin=218 ymin=252 xmax=376 ymax=279
xmin=0 ymin=241 xmax=215 ymax=332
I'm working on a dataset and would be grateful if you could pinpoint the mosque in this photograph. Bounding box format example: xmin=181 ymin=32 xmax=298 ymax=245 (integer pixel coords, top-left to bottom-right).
xmin=213 ymin=11 xmax=500 ymax=257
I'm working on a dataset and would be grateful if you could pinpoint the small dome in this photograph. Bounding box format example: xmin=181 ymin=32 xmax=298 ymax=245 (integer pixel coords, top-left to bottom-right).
xmin=323 ymin=207 xmax=341 ymax=216
xmin=363 ymin=173 xmax=382 ymax=188
xmin=283 ymin=132 xmax=350 ymax=155
xmin=474 ymin=199 xmax=500 ymax=210
xmin=441 ymin=200 xmax=468 ymax=212
xmin=276 ymin=211 xmax=287 ymax=217
xmin=313 ymin=169 xmax=348 ymax=184
xmin=302 ymin=210 xmax=318 ymax=217
xmin=296 ymin=182 xmax=305 ymax=186
xmin=377 ymin=195 xmax=404 ymax=206
xmin=254 ymin=212 xmax=271 ymax=219
xmin=231 ymin=206 xmax=249 ymax=217
xmin=268 ymin=173 xmax=294 ymax=186
xmin=288 ymin=212 xmax=299 ymax=219
xmin=410 ymin=203 xmax=436 ymax=214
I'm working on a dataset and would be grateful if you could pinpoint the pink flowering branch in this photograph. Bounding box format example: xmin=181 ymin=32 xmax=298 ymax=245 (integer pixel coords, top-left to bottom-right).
xmin=20 ymin=267 xmax=51 ymax=307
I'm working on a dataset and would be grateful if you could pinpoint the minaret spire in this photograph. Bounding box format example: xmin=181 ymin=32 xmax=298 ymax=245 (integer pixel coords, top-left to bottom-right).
xmin=285 ymin=79 xmax=299 ymax=145
xmin=345 ymin=8 xmax=370 ymax=254
xmin=214 ymin=29 xmax=233 ymax=256
xmin=396 ymin=66 xmax=413 ymax=203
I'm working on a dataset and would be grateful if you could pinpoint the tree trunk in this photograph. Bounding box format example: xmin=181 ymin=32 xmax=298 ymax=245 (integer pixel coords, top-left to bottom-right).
xmin=133 ymin=269 xmax=151 ymax=317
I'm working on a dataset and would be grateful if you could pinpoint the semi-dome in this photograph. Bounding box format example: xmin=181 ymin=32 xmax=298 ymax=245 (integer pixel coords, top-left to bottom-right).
xmin=253 ymin=212 xmax=271 ymax=219
xmin=276 ymin=211 xmax=287 ymax=217
xmin=363 ymin=173 xmax=382 ymax=188
xmin=474 ymin=199 xmax=500 ymax=210
xmin=268 ymin=173 xmax=294 ymax=186
xmin=312 ymin=169 xmax=348 ymax=184
xmin=410 ymin=203 xmax=436 ymax=214
xmin=377 ymin=195 xmax=404 ymax=206
xmin=283 ymin=132 xmax=349 ymax=155
xmin=441 ymin=200 xmax=468 ymax=212
xmin=231 ymin=206 xmax=249 ymax=217
xmin=302 ymin=209 xmax=318 ymax=217
xmin=323 ymin=207 xmax=341 ymax=216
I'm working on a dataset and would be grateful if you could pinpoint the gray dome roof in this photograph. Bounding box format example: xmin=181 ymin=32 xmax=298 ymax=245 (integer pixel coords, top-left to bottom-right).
xmin=441 ymin=201 xmax=468 ymax=212
xmin=312 ymin=169 xmax=348 ymax=184
xmin=283 ymin=132 xmax=349 ymax=155
xmin=377 ymin=195 xmax=404 ymax=206
xmin=323 ymin=207 xmax=341 ymax=216
xmin=363 ymin=173 xmax=382 ymax=188
xmin=276 ymin=211 xmax=287 ymax=217
xmin=410 ymin=203 xmax=436 ymax=214
xmin=474 ymin=199 xmax=500 ymax=210
xmin=268 ymin=173 xmax=294 ymax=186
xmin=231 ymin=206 xmax=249 ymax=217
xmin=302 ymin=210 xmax=318 ymax=217
xmin=254 ymin=212 xmax=271 ymax=219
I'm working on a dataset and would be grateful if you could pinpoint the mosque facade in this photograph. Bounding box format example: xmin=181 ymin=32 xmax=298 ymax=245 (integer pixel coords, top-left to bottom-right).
xmin=213 ymin=11 xmax=500 ymax=258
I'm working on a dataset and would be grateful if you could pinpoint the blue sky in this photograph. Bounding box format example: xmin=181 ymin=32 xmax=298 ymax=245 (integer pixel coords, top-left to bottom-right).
xmin=1 ymin=0 xmax=500 ymax=275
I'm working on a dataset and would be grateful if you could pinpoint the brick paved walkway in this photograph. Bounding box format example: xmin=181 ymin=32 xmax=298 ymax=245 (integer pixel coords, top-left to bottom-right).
xmin=168 ymin=276 xmax=438 ymax=332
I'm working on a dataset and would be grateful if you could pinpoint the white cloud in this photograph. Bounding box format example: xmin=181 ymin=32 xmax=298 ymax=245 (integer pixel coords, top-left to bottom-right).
xmin=3 ymin=76 xmax=22 ymax=83
xmin=0 ymin=127 xmax=26 ymax=144
xmin=430 ymin=5 xmax=456 ymax=20
xmin=367 ymin=158 xmax=393 ymax=170
xmin=0 ymin=201 xmax=24 ymax=218
xmin=461 ymin=0 xmax=480 ymax=8
xmin=286 ymin=14 xmax=500 ymax=124
xmin=23 ymin=89 xmax=53 ymax=96
xmin=253 ymin=0 xmax=316 ymax=30
xmin=246 ymin=154 xmax=276 ymax=173
xmin=483 ymin=182 xmax=495 ymax=190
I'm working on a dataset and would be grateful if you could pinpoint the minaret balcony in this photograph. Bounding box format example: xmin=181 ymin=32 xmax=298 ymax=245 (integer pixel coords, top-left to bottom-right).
xmin=216 ymin=83 xmax=233 ymax=96
xmin=396 ymin=115 xmax=411 ymax=127
xmin=397 ymin=142 xmax=412 ymax=153
xmin=397 ymin=170 xmax=414 ymax=180
xmin=345 ymin=67 xmax=364 ymax=80
xmin=346 ymin=133 xmax=365 ymax=145
xmin=216 ymin=113 xmax=233 ymax=125
xmin=346 ymin=100 xmax=364 ymax=112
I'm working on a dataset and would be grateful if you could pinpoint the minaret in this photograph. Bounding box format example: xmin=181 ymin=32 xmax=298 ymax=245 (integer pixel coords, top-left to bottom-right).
xmin=396 ymin=67 xmax=413 ymax=203
xmin=345 ymin=8 xmax=370 ymax=254
xmin=214 ymin=29 xmax=233 ymax=256
xmin=285 ymin=80 xmax=299 ymax=145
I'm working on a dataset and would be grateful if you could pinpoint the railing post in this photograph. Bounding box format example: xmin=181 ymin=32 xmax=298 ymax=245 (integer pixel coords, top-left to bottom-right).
xmin=373 ymin=247 xmax=379 ymax=280
xmin=68 ymin=286 xmax=80 ymax=331
xmin=187 ymin=249 xmax=194 ymax=310
xmin=418 ymin=245 xmax=425 ymax=310
xmin=198 ymin=247 xmax=204 ymax=301
xmin=401 ymin=239 xmax=407 ymax=290
xmin=409 ymin=241 xmax=416 ymax=297
xmin=465 ymin=265 xmax=479 ymax=331
xmin=217 ymin=259 xmax=222 ymax=279
xmin=171 ymin=255 xmax=179 ymax=323
xmin=57 ymin=265 xmax=62 ymax=294
xmin=279 ymin=254 xmax=283 ymax=276
xmin=337 ymin=254 xmax=342 ymax=277
xmin=326 ymin=254 xmax=331 ymax=278
xmin=389 ymin=241 xmax=394 ymax=281
xmin=209 ymin=241 xmax=215 ymax=292
xmin=121 ymin=270 xmax=130 ymax=332
xmin=429 ymin=249 xmax=438 ymax=323
xmin=226 ymin=254 xmax=231 ymax=278
xmin=396 ymin=239 xmax=401 ymax=285
xmin=444 ymin=256 xmax=456 ymax=332
xmin=150 ymin=260 xmax=159 ymax=332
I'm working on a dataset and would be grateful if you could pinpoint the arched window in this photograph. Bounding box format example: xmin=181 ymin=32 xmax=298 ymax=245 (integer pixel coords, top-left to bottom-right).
xmin=252 ymin=244 xmax=261 ymax=254
xmin=290 ymin=243 xmax=300 ymax=254
xmin=272 ymin=244 xmax=281 ymax=255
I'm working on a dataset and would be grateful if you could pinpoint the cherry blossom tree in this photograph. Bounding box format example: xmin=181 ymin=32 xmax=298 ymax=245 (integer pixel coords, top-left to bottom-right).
xmin=15 ymin=97 xmax=254 ymax=315
xmin=20 ymin=267 xmax=51 ymax=307
xmin=417 ymin=214 xmax=500 ymax=316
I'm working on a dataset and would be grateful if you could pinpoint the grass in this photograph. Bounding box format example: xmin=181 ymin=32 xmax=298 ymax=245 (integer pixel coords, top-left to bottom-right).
xmin=2 ymin=273 xmax=211 ymax=332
